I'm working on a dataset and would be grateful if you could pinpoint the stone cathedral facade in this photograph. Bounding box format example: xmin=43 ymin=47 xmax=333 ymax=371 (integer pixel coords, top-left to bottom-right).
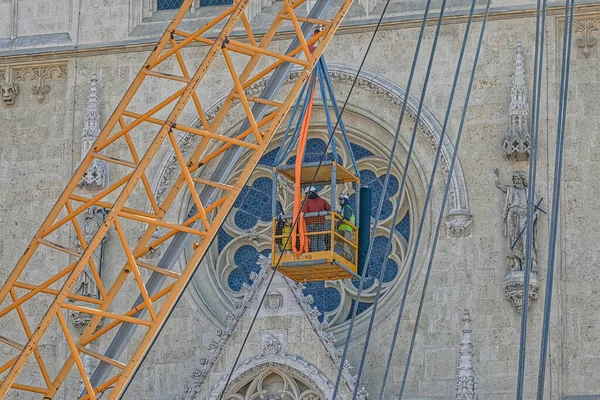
xmin=1 ymin=0 xmax=600 ymax=399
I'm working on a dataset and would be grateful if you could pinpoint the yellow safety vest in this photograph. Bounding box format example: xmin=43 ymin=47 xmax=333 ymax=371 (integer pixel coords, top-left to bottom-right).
xmin=338 ymin=205 xmax=355 ymax=232
xmin=282 ymin=225 xmax=292 ymax=250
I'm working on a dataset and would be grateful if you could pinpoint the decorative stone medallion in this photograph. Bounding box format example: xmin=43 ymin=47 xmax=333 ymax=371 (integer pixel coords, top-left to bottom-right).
xmin=263 ymin=290 xmax=285 ymax=314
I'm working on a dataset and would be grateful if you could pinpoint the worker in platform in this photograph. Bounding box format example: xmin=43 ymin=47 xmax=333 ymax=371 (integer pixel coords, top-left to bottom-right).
xmin=337 ymin=194 xmax=355 ymax=261
xmin=302 ymin=186 xmax=331 ymax=252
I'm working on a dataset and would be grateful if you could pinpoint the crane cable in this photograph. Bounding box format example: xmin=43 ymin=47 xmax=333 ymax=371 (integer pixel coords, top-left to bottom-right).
xmin=536 ymin=0 xmax=575 ymax=397
xmin=348 ymin=0 xmax=480 ymax=394
xmin=331 ymin=0 xmax=436 ymax=396
xmin=350 ymin=0 xmax=453 ymax=394
xmin=217 ymin=0 xmax=407 ymax=391
xmin=394 ymin=1 xmax=491 ymax=398
xmin=292 ymin=73 xmax=316 ymax=255
xmin=515 ymin=0 xmax=547 ymax=396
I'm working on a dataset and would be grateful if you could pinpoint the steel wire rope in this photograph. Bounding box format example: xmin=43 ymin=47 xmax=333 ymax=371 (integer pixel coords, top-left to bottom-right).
xmin=217 ymin=0 xmax=407 ymax=393
xmin=515 ymin=0 xmax=547 ymax=395
xmin=349 ymin=0 xmax=479 ymax=395
xmin=394 ymin=2 xmax=491 ymax=398
xmin=351 ymin=0 xmax=456 ymax=394
xmin=537 ymin=0 xmax=575 ymax=397
xmin=331 ymin=0 xmax=436 ymax=396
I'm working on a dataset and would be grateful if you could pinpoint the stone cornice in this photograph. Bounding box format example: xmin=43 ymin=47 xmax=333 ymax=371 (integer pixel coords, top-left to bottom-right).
xmin=1 ymin=2 xmax=599 ymax=63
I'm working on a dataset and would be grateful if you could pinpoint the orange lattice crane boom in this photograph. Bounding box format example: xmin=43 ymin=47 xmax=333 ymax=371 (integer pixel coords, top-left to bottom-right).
xmin=0 ymin=0 xmax=353 ymax=397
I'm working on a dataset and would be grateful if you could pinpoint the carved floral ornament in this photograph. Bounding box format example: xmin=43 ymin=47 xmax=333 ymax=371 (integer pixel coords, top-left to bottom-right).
xmin=559 ymin=16 xmax=600 ymax=58
xmin=574 ymin=17 xmax=599 ymax=58
xmin=0 ymin=62 xmax=67 ymax=105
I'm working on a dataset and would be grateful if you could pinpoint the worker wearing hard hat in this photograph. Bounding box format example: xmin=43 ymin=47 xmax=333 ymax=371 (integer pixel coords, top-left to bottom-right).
xmin=337 ymin=194 xmax=355 ymax=261
xmin=302 ymin=186 xmax=331 ymax=252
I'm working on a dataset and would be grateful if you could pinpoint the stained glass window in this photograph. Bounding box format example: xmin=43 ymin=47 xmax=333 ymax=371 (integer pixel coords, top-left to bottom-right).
xmin=157 ymin=0 xmax=233 ymax=11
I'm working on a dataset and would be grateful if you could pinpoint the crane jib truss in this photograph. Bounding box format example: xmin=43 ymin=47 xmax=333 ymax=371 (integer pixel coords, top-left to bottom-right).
xmin=0 ymin=0 xmax=354 ymax=397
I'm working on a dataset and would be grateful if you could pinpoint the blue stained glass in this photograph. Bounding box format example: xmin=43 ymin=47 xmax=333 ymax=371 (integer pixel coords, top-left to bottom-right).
xmin=157 ymin=0 xmax=184 ymax=10
xmin=158 ymin=0 xmax=232 ymax=11
xmin=359 ymin=170 xmax=399 ymax=220
xmin=259 ymin=148 xmax=279 ymax=167
xmin=252 ymin=177 xmax=272 ymax=193
xmin=395 ymin=212 xmax=411 ymax=241
xmin=217 ymin=228 xmax=233 ymax=253
xmin=346 ymin=300 xmax=372 ymax=320
xmin=349 ymin=142 xmax=374 ymax=160
xmin=301 ymin=281 xmax=341 ymax=322
xmin=199 ymin=0 xmax=233 ymax=6
xmin=233 ymin=186 xmax=250 ymax=208
xmin=352 ymin=236 xmax=398 ymax=289
xmin=234 ymin=210 xmax=258 ymax=230
xmin=286 ymin=138 xmax=342 ymax=165
xmin=234 ymin=177 xmax=273 ymax=229
xmin=228 ymin=246 xmax=269 ymax=291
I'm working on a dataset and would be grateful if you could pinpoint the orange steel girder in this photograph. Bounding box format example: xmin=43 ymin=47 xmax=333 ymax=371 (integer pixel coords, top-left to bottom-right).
xmin=0 ymin=0 xmax=353 ymax=397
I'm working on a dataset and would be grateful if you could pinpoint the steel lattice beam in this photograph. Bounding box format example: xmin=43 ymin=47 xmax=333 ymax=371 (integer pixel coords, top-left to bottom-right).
xmin=0 ymin=0 xmax=353 ymax=397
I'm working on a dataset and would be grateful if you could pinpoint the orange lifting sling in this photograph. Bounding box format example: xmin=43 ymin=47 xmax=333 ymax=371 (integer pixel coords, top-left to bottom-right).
xmin=292 ymin=73 xmax=316 ymax=255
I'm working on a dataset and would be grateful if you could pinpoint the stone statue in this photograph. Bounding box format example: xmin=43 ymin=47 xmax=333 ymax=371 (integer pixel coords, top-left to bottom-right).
xmin=494 ymin=169 xmax=537 ymax=271
xmin=73 ymin=206 xmax=107 ymax=298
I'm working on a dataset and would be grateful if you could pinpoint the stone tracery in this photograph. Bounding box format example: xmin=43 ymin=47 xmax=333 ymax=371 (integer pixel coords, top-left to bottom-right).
xmin=151 ymin=65 xmax=472 ymax=332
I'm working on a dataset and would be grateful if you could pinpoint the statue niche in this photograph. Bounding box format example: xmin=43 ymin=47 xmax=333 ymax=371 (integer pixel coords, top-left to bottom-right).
xmin=494 ymin=169 xmax=540 ymax=312
xmin=494 ymin=169 xmax=538 ymax=271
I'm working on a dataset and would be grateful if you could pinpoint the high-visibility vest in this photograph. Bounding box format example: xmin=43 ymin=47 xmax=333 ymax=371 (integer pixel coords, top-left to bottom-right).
xmin=338 ymin=205 xmax=355 ymax=232
xmin=282 ymin=225 xmax=292 ymax=251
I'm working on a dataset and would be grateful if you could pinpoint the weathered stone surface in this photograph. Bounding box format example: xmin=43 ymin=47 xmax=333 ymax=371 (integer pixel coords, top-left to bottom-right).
xmin=1 ymin=2 xmax=600 ymax=400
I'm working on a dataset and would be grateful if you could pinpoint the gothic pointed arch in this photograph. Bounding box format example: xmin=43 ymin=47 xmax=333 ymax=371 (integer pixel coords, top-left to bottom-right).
xmin=207 ymin=352 xmax=335 ymax=400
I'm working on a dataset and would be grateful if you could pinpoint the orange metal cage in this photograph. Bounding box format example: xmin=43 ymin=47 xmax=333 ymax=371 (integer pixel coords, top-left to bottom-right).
xmin=272 ymin=211 xmax=358 ymax=282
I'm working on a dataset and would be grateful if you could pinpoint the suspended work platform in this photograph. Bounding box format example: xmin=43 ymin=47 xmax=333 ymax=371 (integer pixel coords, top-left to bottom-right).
xmin=273 ymin=210 xmax=358 ymax=282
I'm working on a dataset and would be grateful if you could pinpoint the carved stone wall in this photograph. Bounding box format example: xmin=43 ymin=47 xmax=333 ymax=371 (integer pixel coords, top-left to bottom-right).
xmin=0 ymin=61 xmax=67 ymax=105
xmin=2 ymin=4 xmax=600 ymax=400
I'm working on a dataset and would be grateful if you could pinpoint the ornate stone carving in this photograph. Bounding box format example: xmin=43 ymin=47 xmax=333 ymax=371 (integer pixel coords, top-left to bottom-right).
xmin=18 ymin=64 xmax=67 ymax=103
xmin=356 ymin=386 xmax=369 ymax=400
xmin=503 ymin=42 xmax=530 ymax=161
xmin=0 ymin=62 xmax=67 ymax=105
xmin=0 ymin=67 xmax=18 ymax=105
xmin=456 ymin=309 xmax=477 ymax=400
xmin=208 ymin=354 xmax=333 ymax=400
xmin=307 ymin=306 xmax=322 ymax=321
xmin=574 ymin=18 xmax=599 ymax=58
xmin=182 ymin=256 xmax=273 ymax=392
xmin=287 ymin=284 xmax=356 ymax=394
xmin=445 ymin=209 xmax=473 ymax=238
xmin=494 ymin=169 xmax=538 ymax=272
xmin=70 ymin=311 xmax=93 ymax=334
xmin=263 ymin=291 xmax=284 ymax=314
xmin=503 ymin=269 xmax=539 ymax=313
xmin=262 ymin=336 xmax=282 ymax=356
xmin=78 ymin=70 xmax=108 ymax=190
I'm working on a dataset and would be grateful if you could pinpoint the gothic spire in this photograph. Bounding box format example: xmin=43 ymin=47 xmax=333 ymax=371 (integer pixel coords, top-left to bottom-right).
xmin=510 ymin=42 xmax=528 ymax=120
xmin=78 ymin=69 xmax=108 ymax=190
xmin=82 ymin=70 xmax=100 ymax=140
xmin=503 ymin=42 xmax=531 ymax=161
xmin=456 ymin=309 xmax=477 ymax=400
